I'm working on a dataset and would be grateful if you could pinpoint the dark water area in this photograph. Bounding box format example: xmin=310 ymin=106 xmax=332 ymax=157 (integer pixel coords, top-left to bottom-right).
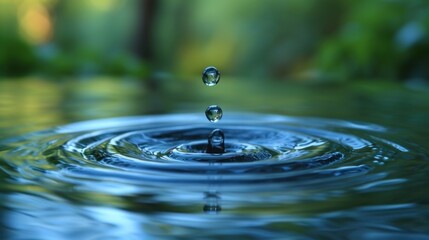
xmin=0 ymin=78 xmax=429 ymax=239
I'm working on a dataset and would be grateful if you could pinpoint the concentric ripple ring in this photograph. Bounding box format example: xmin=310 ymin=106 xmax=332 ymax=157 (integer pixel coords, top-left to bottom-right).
xmin=0 ymin=113 xmax=409 ymax=189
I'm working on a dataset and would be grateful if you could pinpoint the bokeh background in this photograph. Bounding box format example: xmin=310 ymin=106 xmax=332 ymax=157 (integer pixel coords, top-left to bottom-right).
xmin=1 ymin=0 xmax=429 ymax=135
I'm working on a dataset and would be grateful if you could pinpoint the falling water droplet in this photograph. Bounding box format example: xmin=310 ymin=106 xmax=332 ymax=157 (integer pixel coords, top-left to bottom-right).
xmin=206 ymin=129 xmax=225 ymax=154
xmin=205 ymin=105 xmax=223 ymax=123
xmin=202 ymin=66 xmax=220 ymax=86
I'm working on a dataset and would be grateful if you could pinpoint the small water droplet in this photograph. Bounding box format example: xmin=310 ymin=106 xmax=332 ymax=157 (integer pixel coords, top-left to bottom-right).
xmin=202 ymin=66 xmax=220 ymax=86
xmin=206 ymin=129 xmax=225 ymax=153
xmin=205 ymin=105 xmax=223 ymax=123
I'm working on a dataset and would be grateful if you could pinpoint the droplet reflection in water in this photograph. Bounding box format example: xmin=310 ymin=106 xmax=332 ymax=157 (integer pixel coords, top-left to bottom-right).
xmin=204 ymin=192 xmax=222 ymax=214
xmin=206 ymin=129 xmax=225 ymax=154
xmin=202 ymin=66 xmax=221 ymax=86
xmin=205 ymin=105 xmax=223 ymax=122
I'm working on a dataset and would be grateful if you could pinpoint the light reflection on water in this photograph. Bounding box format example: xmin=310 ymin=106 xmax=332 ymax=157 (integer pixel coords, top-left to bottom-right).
xmin=3 ymin=193 xmax=429 ymax=239
xmin=0 ymin=78 xmax=429 ymax=239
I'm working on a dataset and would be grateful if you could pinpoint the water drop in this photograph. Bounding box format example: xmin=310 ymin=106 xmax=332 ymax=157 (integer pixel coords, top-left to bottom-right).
xmin=202 ymin=66 xmax=220 ymax=86
xmin=206 ymin=129 xmax=225 ymax=154
xmin=205 ymin=105 xmax=223 ymax=123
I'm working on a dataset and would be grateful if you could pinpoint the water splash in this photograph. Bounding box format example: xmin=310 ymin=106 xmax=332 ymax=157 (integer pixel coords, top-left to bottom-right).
xmin=202 ymin=66 xmax=225 ymax=154
xmin=206 ymin=129 xmax=225 ymax=154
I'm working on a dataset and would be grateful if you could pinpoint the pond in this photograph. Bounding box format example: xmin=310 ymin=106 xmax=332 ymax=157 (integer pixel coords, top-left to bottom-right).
xmin=0 ymin=77 xmax=429 ymax=239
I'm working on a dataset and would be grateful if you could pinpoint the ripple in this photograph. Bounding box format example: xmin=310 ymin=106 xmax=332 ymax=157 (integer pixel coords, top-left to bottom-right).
xmin=2 ymin=112 xmax=428 ymax=239
xmin=0 ymin=113 xmax=409 ymax=190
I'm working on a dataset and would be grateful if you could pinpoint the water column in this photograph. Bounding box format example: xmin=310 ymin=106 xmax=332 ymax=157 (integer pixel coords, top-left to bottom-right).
xmin=202 ymin=66 xmax=224 ymax=213
xmin=202 ymin=66 xmax=225 ymax=154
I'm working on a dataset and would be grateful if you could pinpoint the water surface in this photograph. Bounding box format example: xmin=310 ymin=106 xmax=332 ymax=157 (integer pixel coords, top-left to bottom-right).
xmin=0 ymin=78 xmax=428 ymax=239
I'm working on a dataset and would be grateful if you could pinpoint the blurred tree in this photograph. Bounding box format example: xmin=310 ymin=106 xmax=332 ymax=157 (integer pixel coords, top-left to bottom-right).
xmin=134 ymin=0 xmax=163 ymax=113
xmin=0 ymin=1 xmax=38 ymax=76
xmin=1 ymin=0 xmax=428 ymax=81
xmin=134 ymin=0 xmax=158 ymax=63
xmin=51 ymin=0 xmax=144 ymax=76
xmin=0 ymin=0 xmax=147 ymax=77
xmin=151 ymin=0 xmax=346 ymax=79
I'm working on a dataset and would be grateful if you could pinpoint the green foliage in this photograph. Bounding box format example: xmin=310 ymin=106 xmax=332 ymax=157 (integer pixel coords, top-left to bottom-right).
xmin=153 ymin=0 xmax=347 ymax=78
xmin=0 ymin=2 xmax=37 ymax=76
xmin=316 ymin=0 xmax=429 ymax=80
xmin=0 ymin=36 xmax=38 ymax=76
xmin=0 ymin=0 xmax=148 ymax=78
xmin=1 ymin=0 xmax=428 ymax=81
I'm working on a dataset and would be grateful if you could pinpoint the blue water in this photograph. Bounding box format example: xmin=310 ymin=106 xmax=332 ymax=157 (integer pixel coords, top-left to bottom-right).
xmin=0 ymin=78 xmax=429 ymax=239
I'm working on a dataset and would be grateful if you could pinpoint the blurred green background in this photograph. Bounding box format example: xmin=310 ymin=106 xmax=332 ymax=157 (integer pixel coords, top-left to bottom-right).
xmin=2 ymin=0 xmax=429 ymax=79
xmin=1 ymin=0 xmax=429 ymax=135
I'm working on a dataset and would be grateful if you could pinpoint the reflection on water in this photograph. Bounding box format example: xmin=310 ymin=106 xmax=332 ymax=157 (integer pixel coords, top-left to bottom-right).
xmin=1 ymin=77 xmax=429 ymax=135
xmin=0 ymin=78 xmax=429 ymax=239
xmin=0 ymin=78 xmax=147 ymax=135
